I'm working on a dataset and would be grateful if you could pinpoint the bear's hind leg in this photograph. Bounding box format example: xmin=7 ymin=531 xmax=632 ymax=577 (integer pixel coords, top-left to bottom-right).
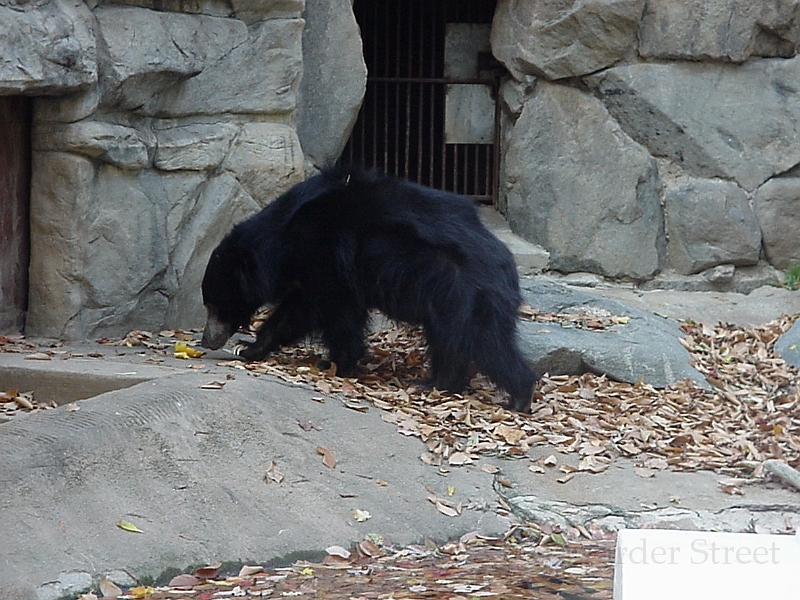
xmin=473 ymin=327 xmax=538 ymax=413
xmin=425 ymin=325 xmax=470 ymax=394
xmin=320 ymin=307 xmax=369 ymax=377
xmin=468 ymin=291 xmax=538 ymax=412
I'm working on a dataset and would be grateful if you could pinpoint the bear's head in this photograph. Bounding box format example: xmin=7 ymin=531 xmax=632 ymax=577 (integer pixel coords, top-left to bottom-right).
xmin=200 ymin=237 xmax=262 ymax=350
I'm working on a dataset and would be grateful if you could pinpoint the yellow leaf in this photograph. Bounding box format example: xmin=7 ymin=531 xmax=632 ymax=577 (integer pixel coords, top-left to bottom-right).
xmin=174 ymin=341 xmax=204 ymax=359
xmin=300 ymin=567 xmax=314 ymax=575
xmin=116 ymin=519 xmax=143 ymax=533
xmin=129 ymin=585 xmax=156 ymax=598
xmin=447 ymin=485 xmax=455 ymax=496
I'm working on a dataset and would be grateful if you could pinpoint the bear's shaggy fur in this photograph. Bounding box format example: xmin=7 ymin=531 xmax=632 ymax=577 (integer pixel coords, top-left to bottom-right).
xmin=200 ymin=168 xmax=538 ymax=412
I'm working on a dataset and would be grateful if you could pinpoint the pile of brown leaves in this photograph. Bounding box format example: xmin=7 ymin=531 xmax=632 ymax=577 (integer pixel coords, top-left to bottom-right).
xmin=234 ymin=312 xmax=800 ymax=477
xmin=81 ymin=529 xmax=614 ymax=599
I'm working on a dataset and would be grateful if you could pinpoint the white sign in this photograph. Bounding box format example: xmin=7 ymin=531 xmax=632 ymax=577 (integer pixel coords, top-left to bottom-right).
xmin=615 ymin=528 xmax=800 ymax=600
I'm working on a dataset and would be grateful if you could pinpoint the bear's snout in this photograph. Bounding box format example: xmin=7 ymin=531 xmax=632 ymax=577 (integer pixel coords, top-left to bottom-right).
xmin=200 ymin=314 xmax=234 ymax=350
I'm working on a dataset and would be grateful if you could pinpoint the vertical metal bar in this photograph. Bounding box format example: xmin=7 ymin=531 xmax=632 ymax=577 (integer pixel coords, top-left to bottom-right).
xmin=416 ymin=83 xmax=423 ymax=184
xmin=492 ymin=75 xmax=501 ymax=207
xmin=425 ymin=83 xmax=436 ymax=187
xmin=455 ymin=144 xmax=461 ymax=194
xmin=471 ymin=145 xmax=476 ymax=196
xmin=484 ymin=144 xmax=490 ymax=198
xmin=403 ymin=0 xmax=413 ymax=179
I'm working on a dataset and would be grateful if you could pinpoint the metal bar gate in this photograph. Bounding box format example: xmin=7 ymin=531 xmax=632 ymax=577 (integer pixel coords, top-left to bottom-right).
xmin=340 ymin=0 xmax=500 ymax=204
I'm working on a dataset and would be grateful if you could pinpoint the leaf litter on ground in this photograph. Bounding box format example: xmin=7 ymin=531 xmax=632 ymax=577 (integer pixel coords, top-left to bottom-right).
xmin=225 ymin=310 xmax=800 ymax=479
xmin=82 ymin=528 xmax=615 ymax=600
xmin=3 ymin=311 xmax=799 ymax=479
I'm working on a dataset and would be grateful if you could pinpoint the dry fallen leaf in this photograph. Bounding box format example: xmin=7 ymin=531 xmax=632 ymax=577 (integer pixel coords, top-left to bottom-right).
xmin=78 ymin=313 xmax=799 ymax=483
xmin=447 ymin=451 xmax=473 ymax=466
xmin=199 ymin=380 xmax=225 ymax=389
xmin=317 ymin=445 xmax=336 ymax=469
xmin=99 ymin=577 xmax=122 ymax=598
xmin=194 ymin=562 xmax=222 ymax=579
xmin=264 ymin=460 xmax=284 ymax=484
xmin=352 ymin=509 xmax=371 ymax=522
xmin=435 ymin=500 xmax=459 ymax=517
xmin=326 ymin=545 xmax=351 ymax=559
xmin=168 ymin=574 xmax=200 ymax=588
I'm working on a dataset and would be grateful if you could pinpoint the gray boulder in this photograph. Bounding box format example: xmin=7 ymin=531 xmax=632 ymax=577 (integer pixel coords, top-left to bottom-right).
xmin=153 ymin=122 xmax=239 ymax=172
xmin=94 ymin=6 xmax=248 ymax=112
xmin=775 ymin=319 xmax=800 ymax=369
xmin=296 ymin=0 xmax=367 ymax=168
xmin=520 ymin=279 xmax=706 ymax=388
xmin=0 ymin=0 xmax=96 ymax=95
xmin=753 ymin=178 xmax=800 ymax=269
xmin=664 ymin=178 xmax=762 ymax=275
xmin=639 ymin=0 xmax=800 ymax=62
xmin=503 ymin=81 xmax=664 ymax=280
xmin=149 ymin=18 xmax=304 ymax=117
xmin=34 ymin=120 xmax=153 ymax=170
xmin=491 ymin=0 xmax=644 ymax=81
xmin=587 ymin=58 xmax=800 ymax=191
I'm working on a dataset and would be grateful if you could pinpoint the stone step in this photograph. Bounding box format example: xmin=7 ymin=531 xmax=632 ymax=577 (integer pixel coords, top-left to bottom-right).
xmin=479 ymin=206 xmax=550 ymax=275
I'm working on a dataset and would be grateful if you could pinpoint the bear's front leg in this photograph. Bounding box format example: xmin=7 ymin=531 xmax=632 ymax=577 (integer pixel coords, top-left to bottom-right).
xmin=235 ymin=291 xmax=313 ymax=361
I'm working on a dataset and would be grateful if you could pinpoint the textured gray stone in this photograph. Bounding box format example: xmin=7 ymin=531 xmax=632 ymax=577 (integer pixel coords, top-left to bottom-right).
xmin=163 ymin=173 xmax=261 ymax=328
xmin=221 ymin=123 xmax=305 ymax=204
xmin=296 ymin=0 xmax=367 ymax=168
xmin=94 ymin=6 xmax=248 ymax=113
xmin=153 ymin=121 xmax=238 ymax=172
xmin=34 ymin=121 xmax=153 ymax=170
xmin=518 ymin=279 xmax=705 ymax=387
xmin=588 ymin=59 xmax=800 ymax=191
xmin=753 ymin=178 xmax=800 ymax=269
xmin=775 ymin=319 xmax=800 ymax=368
xmin=0 ymin=0 xmax=96 ymax=95
xmin=491 ymin=0 xmax=644 ymax=81
xmin=27 ymin=152 xmax=95 ymax=339
xmin=26 ymin=156 xmax=265 ymax=337
xmin=231 ymin=0 xmax=306 ymax=23
xmin=639 ymin=0 xmax=800 ymax=62
xmin=664 ymin=179 xmax=761 ymax=275
xmin=504 ymin=81 xmax=663 ymax=280
xmin=144 ymin=19 xmax=304 ymax=117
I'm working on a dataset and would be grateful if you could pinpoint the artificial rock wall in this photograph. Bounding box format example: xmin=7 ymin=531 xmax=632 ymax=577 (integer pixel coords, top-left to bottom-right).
xmin=494 ymin=0 xmax=800 ymax=282
xmin=0 ymin=0 xmax=364 ymax=339
xmin=3 ymin=0 xmax=800 ymax=340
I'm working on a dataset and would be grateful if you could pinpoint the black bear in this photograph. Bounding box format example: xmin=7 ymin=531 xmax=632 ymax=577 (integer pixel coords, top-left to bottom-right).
xmin=200 ymin=168 xmax=538 ymax=412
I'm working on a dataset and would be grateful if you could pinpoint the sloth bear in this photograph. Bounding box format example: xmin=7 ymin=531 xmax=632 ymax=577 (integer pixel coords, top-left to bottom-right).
xmin=200 ymin=168 xmax=538 ymax=412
